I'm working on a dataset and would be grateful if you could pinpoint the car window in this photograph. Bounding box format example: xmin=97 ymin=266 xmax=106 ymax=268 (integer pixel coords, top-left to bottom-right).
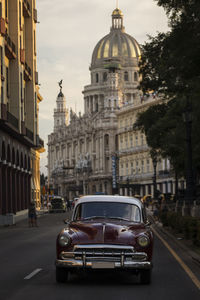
xmin=74 ymin=202 xmax=141 ymax=222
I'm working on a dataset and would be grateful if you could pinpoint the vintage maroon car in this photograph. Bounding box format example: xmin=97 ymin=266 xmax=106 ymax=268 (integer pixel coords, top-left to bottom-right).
xmin=55 ymin=195 xmax=153 ymax=284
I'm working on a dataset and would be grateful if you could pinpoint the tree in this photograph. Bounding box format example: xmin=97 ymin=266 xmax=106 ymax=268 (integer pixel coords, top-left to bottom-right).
xmin=140 ymin=0 xmax=200 ymax=98
xmin=136 ymin=0 xmax=200 ymax=183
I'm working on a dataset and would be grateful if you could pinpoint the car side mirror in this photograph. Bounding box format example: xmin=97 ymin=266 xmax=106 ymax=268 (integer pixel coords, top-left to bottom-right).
xmin=63 ymin=219 xmax=70 ymax=225
xmin=145 ymin=221 xmax=151 ymax=227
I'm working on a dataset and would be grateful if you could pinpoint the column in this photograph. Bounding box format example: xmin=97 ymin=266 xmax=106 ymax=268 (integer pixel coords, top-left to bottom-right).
xmin=7 ymin=166 xmax=13 ymax=213
xmin=0 ymin=164 xmax=2 ymax=214
xmin=2 ymin=165 xmax=8 ymax=214
xmin=12 ymin=168 xmax=17 ymax=214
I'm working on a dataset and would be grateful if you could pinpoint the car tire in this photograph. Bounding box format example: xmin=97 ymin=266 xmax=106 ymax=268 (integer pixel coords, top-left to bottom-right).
xmin=56 ymin=267 xmax=69 ymax=283
xmin=140 ymin=269 xmax=152 ymax=284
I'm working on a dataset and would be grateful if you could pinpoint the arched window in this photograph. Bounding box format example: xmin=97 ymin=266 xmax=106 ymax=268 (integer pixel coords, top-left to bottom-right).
xmin=124 ymin=71 xmax=128 ymax=81
xmin=2 ymin=142 xmax=6 ymax=160
xmin=21 ymin=153 xmax=23 ymax=168
xmin=24 ymin=154 xmax=27 ymax=170
xmin=12 ymin=148 xmax=15 ymax=164
xmin=103 ymin=72 xmax=107 ymax=82
xmin=7 ymin=145 xmax=11 ymax=162
xmin=16 ymin=150 xmax=19 ymax=166
xmin=96 ymin=73 xmax=99 ymax=83
xmin=104 ymin=134 xmax=109 ymax=148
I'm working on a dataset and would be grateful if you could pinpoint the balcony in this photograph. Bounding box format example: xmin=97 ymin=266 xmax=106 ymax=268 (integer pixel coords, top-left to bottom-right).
xmin=26 ymin=127 xmax=34 ymax=142
xmin=20 ymin=49 xmax=25 ymax=64
xmin=5 ymin=33 xmax=16 ymax=59
xmin=7 ymin=111 xmax=19 ymax=129
xmin=24 ymin=62 xmax=32 ymax=81
xmin=118 ymin=125 xmax=133 ymax=134
xmin=21 ymin=121 xmax=26 ymax=135
xmin=33 ymin=9 xmax=37 ymax=23
xmin=23 ymin=0 xmax=31 ymax=17
xmin=0 ymin=17 xmax=6 ymax=36
xmin=118 ymin=145 xmax=149 ymax=155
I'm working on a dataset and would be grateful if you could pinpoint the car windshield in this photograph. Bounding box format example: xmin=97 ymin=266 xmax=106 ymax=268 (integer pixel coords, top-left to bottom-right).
xmin=51 ymin=199 xmax=63 ymax=204
xmin=74 ymin=201 xmax=141 ymax=222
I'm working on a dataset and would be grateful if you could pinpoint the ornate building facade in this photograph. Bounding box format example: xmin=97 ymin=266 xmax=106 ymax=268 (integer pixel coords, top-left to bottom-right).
xmin=48 ymin=8 xmax=141 ymax=199
xmin=0 ymin=0 xmax=44 ymax=224
xmin=116 ymin=93 xmax=176 ymax=197
xmin=48 ymin=7 xmax=178 ymax=199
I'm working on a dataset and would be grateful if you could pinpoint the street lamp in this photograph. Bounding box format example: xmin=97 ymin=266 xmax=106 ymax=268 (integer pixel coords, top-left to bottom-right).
xmin=152 ymin=157 xmax=157 ymax=201
xmin=182 ymin=100 xmax=194 ymax=210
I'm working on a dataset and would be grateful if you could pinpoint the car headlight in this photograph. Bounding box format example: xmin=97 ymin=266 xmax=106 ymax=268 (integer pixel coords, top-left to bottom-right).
xmin=59 ymin=234 xmax=71 ymax=247
xmin=137 ymin=235 xmax=150 ymax=247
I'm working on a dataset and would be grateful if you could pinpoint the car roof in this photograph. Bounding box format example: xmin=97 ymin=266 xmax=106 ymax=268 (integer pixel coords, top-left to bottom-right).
xmin=75 ymin=195 xmax=143 ymax=208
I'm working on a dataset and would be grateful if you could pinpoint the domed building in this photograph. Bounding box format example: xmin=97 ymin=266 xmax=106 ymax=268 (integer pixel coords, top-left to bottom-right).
xmin=83 ymin=8 xmax=141 ymax=115
xmin=48 ymin=8 xmax=144 ymax=198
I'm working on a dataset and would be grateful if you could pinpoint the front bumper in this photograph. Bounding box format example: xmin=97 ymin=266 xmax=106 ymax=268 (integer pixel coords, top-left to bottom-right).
xmin=56 ymin=245 xmax=152 ymax=270
xmin=56 ymin=258 xmax=152 ymax=270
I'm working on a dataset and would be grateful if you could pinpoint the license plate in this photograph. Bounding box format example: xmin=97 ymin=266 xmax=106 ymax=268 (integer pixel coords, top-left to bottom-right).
xmin=92 ymin=262 xmax=115 ymax=269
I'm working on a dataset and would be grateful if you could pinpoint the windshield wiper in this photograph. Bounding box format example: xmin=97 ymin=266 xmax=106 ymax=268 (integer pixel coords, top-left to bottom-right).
xmin=83 ymin=216 xmax=106 ymax=220
xmin=108 ymin=217 xmax=130 ymax=222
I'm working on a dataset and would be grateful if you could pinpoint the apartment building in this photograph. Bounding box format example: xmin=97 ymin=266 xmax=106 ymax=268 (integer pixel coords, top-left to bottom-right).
xmin=0 ymin=0 xmax=44 ymax=224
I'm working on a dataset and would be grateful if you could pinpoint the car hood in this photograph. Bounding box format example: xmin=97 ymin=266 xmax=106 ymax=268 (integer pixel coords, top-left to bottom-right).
xmin=67 ymin=220 xmax=147 ymax=246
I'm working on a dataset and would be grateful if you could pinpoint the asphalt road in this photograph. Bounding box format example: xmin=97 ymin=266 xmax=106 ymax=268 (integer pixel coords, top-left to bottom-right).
xmin=0 ymin=212 xmax=200 ymax=300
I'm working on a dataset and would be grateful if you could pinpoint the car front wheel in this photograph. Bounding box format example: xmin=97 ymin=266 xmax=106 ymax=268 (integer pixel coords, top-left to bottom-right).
xmin=140 ymin=269 xmax=152 ymax=284
xmin=56 ymin=267 xmax=69 ymax=283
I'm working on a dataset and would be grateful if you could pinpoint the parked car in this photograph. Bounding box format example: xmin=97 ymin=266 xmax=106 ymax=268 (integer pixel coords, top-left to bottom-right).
xmin=49 ymin=196 xmax=66 ymax=213
xmin=55 ymin=195 xmax=153 ymax=284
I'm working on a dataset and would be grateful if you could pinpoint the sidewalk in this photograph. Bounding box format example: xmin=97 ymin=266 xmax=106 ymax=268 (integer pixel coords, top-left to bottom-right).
xmin=0 ymin=208 xmax=49 ymax=227
xmin=147 ymin=207 xmax=200 ymax=267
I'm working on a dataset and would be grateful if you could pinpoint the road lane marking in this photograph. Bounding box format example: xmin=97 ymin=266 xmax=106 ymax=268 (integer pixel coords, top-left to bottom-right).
xmin=152 ymin=227 xmax=200 ymax=290
xmin=24 ymin=268 xmax=42 ymax=280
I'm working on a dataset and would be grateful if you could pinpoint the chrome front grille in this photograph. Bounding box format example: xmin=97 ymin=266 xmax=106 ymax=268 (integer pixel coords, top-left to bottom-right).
xmin=72 ymin=244 xmax=147 ymax=263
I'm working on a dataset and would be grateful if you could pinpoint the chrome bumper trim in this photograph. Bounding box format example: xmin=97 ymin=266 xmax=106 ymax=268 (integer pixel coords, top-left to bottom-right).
xmin=55 ymin=259 xmax=152 ymax=269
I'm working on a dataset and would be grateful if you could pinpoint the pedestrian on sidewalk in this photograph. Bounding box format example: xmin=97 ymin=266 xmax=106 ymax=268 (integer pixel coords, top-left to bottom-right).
xmin=28 ymin=201 xmax=38 ymax=227
xmin=153 ymin=205 xmax=159 ymax=222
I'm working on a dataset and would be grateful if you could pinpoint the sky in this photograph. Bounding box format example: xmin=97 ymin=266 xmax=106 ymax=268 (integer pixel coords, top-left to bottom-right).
xmin=37 ymin=0 xmax=169 ymax=175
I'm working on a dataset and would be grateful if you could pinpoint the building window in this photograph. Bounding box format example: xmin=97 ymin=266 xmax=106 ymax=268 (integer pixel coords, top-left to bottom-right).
xmin=19 ymin=1 xmax=21 ymax=28
xmin=147 ymin=159 xmax=150 ymax=173
xmin=141 ymin=160 xmax=144 ymax=173
xmin=103 ymin=72 xmax=107 ymax=82
xmin=134 ymin=72 xmax=138 ymax=81
xmin=6 ymin=67 xmax=9 ymax=97
xmin=136 ymin=161 xmax=139 ymax=173
xmin=131 ymin=162 xmax=134 ymax=174
xmin=5 ymin=0 xmax=8 ymax=19
xmin=121 ymin=163 xmax=124 ymax=176
xmin=124 ymin=71 xmax=128 ymax=81
xmin=125 ymin=136 xmax=128 ymax=148
xmin=141 ymin=134 xmax=144 ymax=145
xmin=0 ymin=46 xmax=3 ymax=76
xmin=34 ymin=30 xmax=36 ymax=55
xmin=130 ymin=134 xmax=133 ymax=147
xmin=126 ymin=163 xmax=129 ymax=176
xmin=96 ymin=73 xmax=99 ymax=83
xmin=120 ymin=136 xmax=123 ymax=149
xmin=135 ymin=135 xmax=138 ymax=146
xmin=1 ymin=85 xmax=4 ymax=103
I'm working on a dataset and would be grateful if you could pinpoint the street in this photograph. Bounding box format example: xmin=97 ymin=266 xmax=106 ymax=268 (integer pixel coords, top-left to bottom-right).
xmin=0 ymin=212 xmax=200 ymax=300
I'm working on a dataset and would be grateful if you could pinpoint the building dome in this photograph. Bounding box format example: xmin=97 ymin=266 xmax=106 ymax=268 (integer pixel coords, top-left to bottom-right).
xmin=91 ymin=8 xmax=141 ymax=69
xmin=112 ymin=8 xmax=123 ymax=16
